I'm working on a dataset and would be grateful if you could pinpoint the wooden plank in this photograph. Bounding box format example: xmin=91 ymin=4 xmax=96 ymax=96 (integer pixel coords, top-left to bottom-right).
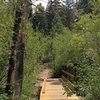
xmin=62 ymin=76 xmax=76 ymax=92
xmin=40 ymin=95 xmax=67 ymax=100
xmin=62 ymin=76 xmax=75 ymax=87
xmin=62 ymin=70 xmax=75 ymax=78
xmin=41 ymin=91 xmax=65 ymax=95
xmin=40 ymin=78 xmax=80 ymax=100
xmin=41 ymin=78 xmax=47 ymax=94
xmin=40 ymin=78 xmax=68 ymax=100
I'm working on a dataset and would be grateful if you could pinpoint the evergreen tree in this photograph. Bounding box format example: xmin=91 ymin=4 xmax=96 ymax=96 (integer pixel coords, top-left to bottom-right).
xmin=46 ymin=0 xmax=62 ymax=34
xmin=52 ymin=14 xmax=64 ymax=36
xmin=65 ymin=0 xmax=74 ymax=9
xmin=78 ymin=0 xmax=92 ymax=13
xmin=60 ymin=0 xmax=76 ymax=29
xmin=32 ymin=3 xmax=47 ymax=34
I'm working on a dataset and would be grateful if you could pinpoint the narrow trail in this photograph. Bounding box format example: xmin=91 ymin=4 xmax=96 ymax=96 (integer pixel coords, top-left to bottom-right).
xmin=39 ymin=68 xmax=53 ymax=87
xmin=33 ymin=68 xmax=53 ymax=99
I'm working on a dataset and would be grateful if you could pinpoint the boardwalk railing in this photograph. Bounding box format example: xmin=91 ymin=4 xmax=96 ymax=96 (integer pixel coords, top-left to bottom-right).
xmin=61 ymin=63 xmax=77 ymax=92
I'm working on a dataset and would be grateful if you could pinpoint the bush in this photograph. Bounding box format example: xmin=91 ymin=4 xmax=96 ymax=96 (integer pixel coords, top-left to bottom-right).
xmin=22 ymin=23 xmax=46 ymax=100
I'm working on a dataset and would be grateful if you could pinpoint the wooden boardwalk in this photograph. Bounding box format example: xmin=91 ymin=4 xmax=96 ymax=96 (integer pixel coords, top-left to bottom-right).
xmin=40 ymin=78 xmax=81 ymax=100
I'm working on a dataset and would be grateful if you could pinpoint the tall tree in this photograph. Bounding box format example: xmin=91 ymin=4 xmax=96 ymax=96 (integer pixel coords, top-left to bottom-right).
xmin=77 ymin=0 xmax=92 ymax=13
xmin=6 ymin=0 xmax=31 ymax=99
xmin=46 ymin=0 xmax=62 ymax=34
xmin=60 ymin=0 xmax=76 ymax=29
xmin=52 ymin=14 xmax=64 ymax=36
xmin=32 ymin=3 xmax=47 ymax=34
xmin=65 ymin=0 xmax=74 ymax=9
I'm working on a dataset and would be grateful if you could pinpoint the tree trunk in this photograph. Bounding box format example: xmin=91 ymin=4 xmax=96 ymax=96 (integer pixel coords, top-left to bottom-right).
xmin=6 ymin=0 xmax=31 ymax=99
xmin=6 ymin=5 xmax=23 ymax=95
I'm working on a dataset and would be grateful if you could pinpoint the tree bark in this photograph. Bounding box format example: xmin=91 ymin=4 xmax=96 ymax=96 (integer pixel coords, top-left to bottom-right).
xmin=6 ymin=0 xmax=31 ymax=99
xmin=6 ymin=4 xmax=23 ymax=95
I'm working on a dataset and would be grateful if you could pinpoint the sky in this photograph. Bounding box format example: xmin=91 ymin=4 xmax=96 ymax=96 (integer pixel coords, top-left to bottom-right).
xmin=34 ymin=0 xmax=48 ymax=8
xmin=33 ymin=0 xmax=77 ymax=8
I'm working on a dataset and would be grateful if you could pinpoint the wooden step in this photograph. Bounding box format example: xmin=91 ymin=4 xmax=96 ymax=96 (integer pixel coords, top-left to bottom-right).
xmin=40 ymin=78 xmax=81 ymax=100
xmin=41 ymin=96 xmax=80 ymax=100
xmin=40 ymin=95 xmax=67 ymax=100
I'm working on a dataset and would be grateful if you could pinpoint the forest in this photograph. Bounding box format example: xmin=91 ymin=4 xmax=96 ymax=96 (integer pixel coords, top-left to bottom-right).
xmin=0 ymin=0 xmax=100 ymax=100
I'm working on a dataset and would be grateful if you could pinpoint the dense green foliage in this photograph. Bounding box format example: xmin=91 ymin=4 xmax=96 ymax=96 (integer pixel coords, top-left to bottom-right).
xmin=0 ymin=0 xmax=100 ymax=100
xmin=0 ymin=1 xmax=14 ymax=86
xmin=75 ymin=14 xmax=100 ymax=99
xmin=51 ymin=1 xmax=100 ymax=98
xmin=21 ymin=23 xmax=47 ymax=100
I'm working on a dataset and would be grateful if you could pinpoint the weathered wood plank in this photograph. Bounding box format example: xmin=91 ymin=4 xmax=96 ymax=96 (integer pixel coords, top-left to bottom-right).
xmin=62 ymin=70 xmax=75 ymax=78
xmin=40 ymin=78 xmax=81 ymax=100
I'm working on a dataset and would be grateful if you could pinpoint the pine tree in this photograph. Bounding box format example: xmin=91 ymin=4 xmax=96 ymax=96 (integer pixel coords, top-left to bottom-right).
xmin=60 ymin=0 xmax=75 ymax=29
xmin=52 ymin=14 xmax=64 ymax=36
xmin=78 ymin=0 xmax=92 ymax=13
xmin=32 ymin=3 xmax=47 ymax=34
xmin=46 ymin=0 xmax=62 ymax=34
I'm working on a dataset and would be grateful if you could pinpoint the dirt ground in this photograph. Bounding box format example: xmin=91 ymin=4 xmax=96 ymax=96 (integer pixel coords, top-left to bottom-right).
xmin=39 ymin=68 xmax=53 ymax=86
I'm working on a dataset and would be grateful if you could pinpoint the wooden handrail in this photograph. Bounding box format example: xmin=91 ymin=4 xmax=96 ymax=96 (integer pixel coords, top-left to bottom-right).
xmin=61 ymin=63 xmax=77 ymax=92
xmin=62 ymin=76 xmax=75 ymax=88
xmin=62 ymin=70 xmax=75 ymax=78
xmin=62 ymin=75 xmax=76 ymax=92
